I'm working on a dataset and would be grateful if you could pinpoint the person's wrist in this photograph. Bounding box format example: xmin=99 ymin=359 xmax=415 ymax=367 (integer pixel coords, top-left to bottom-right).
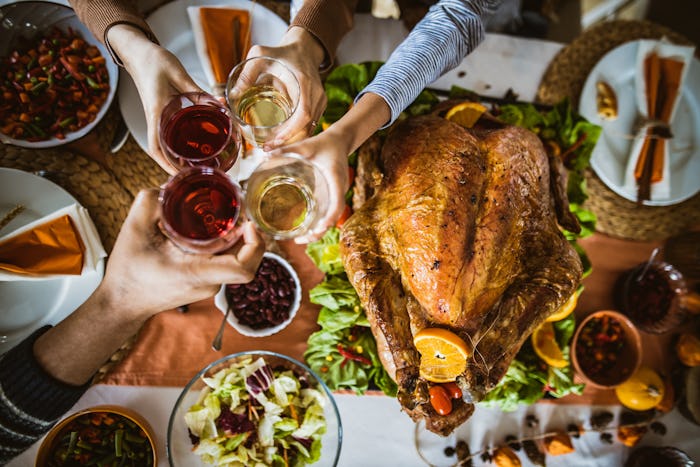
xmin=282 ymin=26 xmax=326 ymax=70
xmin=106 ymin=23 xmax=158 ymax=71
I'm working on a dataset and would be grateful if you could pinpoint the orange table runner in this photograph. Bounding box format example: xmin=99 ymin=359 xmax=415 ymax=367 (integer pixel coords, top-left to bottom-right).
xmin=102 ymin=232 xmax=673 ymax=406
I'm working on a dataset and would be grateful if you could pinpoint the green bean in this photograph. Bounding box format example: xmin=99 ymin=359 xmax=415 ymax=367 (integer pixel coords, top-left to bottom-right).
xmin=67 ymin=431 xmax=78 ymax=453
xmin=114 ymin=429 xmax=123 ymax=457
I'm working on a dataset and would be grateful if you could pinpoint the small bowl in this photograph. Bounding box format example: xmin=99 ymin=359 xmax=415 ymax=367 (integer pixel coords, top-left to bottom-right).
xmin=571 ymin=310 xmax=642 ymax=389
xmin=167 ymin=351 xmax=342 ymax=466
xmin=35 ymin=405 xmax=157 ymax=466
xmin=615 ymin=261 xmax=689 ymax=334
xmin=0 ymin=1 xmax=119 ymax=148
xmin=214 ymin=251 xmax=301 ymax=337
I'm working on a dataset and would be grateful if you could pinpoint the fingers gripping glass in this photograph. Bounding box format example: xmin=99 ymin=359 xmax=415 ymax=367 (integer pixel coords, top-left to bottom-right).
xmin=225 ymin=56 xmax=300 ymax=147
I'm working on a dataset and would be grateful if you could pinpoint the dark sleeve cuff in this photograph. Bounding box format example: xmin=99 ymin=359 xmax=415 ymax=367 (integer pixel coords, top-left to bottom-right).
xmin=0 ymin=326 xmax=89 ymax=422
xmin=290 ymin=0 xmax=356 ymax=72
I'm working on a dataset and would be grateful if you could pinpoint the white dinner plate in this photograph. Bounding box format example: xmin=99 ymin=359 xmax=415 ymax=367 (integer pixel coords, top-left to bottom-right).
xmin=118 ymin=0 xmax=288 ymax=154
xmin=0 ymin=168 xmax=104 ymax=353
xmin=579 ymin=40 xmax=700 ymax=206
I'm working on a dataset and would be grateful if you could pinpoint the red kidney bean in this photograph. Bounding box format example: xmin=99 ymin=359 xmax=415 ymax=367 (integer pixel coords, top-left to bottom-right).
xmin=225 ymin=256 xmax=298 ymax=330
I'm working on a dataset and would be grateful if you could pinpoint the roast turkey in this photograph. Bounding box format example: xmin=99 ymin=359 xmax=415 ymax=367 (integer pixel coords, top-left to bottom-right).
xmin=339 ymin=106 xmax=583 ymax=435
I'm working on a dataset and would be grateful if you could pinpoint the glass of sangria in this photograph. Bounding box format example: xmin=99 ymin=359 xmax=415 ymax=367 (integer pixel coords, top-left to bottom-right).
xmin=225 ymin=56 xmax=300 ymax=148
xmin=244 ymin=153 xmax=329 ymax=240
xmin=159 ymin=166 xmax=243 ymax=254
xmin=159 ymin=92 xmax=242 ymax=172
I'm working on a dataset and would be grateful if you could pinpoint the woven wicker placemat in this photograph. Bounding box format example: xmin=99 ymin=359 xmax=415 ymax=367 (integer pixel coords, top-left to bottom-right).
xmin=536 ymin=20 xmax=700 ymax=241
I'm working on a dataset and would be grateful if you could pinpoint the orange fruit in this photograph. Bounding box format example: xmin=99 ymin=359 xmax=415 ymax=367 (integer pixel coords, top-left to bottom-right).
xmin=531 ymin=321 xmax=568 ymax=368
xmin=615 ymin=366 xmax=665 ymax=411
xmin=546 ymin=290 xmax=579 ymax=322
xmin=414 ymin=328 xmax=470 ymax=383
xmin=445 ymin=102 xmax=487 ymax=128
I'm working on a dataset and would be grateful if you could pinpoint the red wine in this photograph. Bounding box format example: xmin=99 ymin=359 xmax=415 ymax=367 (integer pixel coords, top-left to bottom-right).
xmin=161 ymin=104 xmax=239 ymax=171
xmin=160 ymin=168 xmax=241 ymax=252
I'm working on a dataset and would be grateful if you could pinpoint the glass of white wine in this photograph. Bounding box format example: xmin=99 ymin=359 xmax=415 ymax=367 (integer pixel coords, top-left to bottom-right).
xmin=225 ymin=56 xmax=300 ymax=148
xmin=244 ymin=153 xmax=329 ymax=240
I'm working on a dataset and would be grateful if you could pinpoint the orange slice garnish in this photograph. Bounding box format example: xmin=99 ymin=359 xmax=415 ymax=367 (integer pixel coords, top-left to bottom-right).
xmin=414 ymin=328 xmax=470 ymax=383
xmin=531 ymin=321 xmax=568 ymax=368
xmin=445 ymin=102 xmax=487 ymax=128
xmin=546 ymin=290 xmax=579 ymax=322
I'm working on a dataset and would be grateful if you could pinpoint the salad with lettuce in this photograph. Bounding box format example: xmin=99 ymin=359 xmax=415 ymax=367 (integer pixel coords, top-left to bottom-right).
xmin=184 ymin=356 xmax=327 ymax=466
xmin=304 ymin=62 xmax=600 ymax=407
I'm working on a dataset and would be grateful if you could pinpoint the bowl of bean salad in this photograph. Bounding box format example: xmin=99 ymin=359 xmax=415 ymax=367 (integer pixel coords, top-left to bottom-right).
xmin=35 ymin=405 xmax=157 ymax=466
xmin=214 ymin=251 xmax=302 ymax=337
xmin=0 ymin=1 xmax=118 ymax=148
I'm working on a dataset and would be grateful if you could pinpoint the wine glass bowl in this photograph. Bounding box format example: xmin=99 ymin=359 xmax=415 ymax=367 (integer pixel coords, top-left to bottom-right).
xmin=158 ymin=92 xmax=241 ymax=172
xmin=244 ymin=153 xmax=329 ymax=240
xmin=159 ymin=166 xmax=242 ymax=254
xmin=225 ymin=56 xmax=300 ymax=147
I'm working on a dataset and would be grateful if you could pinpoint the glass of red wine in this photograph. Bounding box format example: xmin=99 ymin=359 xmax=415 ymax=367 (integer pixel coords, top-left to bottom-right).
xmin=159 ymin=92 xmax=242 ymax=172
xmin=159 ymin=166 xmax=243 ymax=254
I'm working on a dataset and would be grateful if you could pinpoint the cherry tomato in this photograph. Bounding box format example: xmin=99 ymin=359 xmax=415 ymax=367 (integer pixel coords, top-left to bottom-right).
xmin=429 ymin=385 xmax=452 ymax=416
xmin=442 ymin=382 xmax=463 ymax=400
xmin=336 ymin=204 xmax=352 ymax=228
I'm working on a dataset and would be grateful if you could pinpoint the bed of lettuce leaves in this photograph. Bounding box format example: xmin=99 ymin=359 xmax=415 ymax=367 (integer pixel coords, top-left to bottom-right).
xmin=303 ymin=62 xmax=600 ymax=407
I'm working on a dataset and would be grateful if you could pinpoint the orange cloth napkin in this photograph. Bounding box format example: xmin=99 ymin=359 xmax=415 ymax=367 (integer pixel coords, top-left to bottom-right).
xmin=0 ymin=214 xmax=84 ymax=276
xmin=0 ymin=203 xmax=106 ymax=280
xmin=624 ymin=40 xmax=695 ymax=203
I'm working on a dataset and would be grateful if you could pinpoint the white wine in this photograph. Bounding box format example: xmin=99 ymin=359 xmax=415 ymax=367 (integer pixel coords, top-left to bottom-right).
xmin=254 ymin=176 xmax=313 ymax=234
xmin=237 ymin=85 xmax=292 ymax=129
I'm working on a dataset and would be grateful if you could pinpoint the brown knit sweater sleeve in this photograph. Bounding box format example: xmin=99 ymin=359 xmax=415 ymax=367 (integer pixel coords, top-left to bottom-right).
xmin=68 ymin=0 xmax=158 ymax=65
xmin=291 ymin=0 xmax=357 ymax=71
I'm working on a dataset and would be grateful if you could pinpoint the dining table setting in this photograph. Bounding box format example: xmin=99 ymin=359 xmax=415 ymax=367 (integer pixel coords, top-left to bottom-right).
xmin=1 ymin=0 xmax=700 ymax=466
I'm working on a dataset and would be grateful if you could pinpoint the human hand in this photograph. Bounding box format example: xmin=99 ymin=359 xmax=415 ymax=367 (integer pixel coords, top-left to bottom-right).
xmin=101 ymin=189 xmax=265 ymax=318
xmin=107 ymin=25 xmax=203 ymax=174
xmin=245 ymin=27 xmax=327 ymax=149
xmin=268 ymin=130 xmax=352 ymax=244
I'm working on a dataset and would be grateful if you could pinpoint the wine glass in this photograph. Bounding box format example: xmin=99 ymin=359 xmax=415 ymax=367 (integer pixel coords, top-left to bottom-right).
xmin=225 ymin=56 xmax=300 ymax=148
xmin=158 ymin=92 xmax=242 ymax=172
xmin=244 ymin=153 xmax=329 ymax=240
xmin=159 ymin=166 xmax=243 ymax=254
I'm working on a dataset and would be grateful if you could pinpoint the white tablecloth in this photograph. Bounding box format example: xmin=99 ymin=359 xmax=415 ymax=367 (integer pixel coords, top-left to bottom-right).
xmin=10 ymin=384 xmax=700 ymax=466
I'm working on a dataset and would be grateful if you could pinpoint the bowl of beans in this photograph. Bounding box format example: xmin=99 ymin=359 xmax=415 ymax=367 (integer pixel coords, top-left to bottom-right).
xmin=0 ymin=1 xmax=118 ymax=148
xmin=35 ymin=405 xmax=157 ymax=466
xmin=571 ymin=310 xmax=642 ymax=388
xmin=214 ymin=251 xmax=301 ymax=337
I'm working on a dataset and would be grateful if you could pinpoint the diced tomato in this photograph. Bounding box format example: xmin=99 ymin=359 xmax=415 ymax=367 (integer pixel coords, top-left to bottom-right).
xmin=336 ymin=204 xmax=352 ymax=228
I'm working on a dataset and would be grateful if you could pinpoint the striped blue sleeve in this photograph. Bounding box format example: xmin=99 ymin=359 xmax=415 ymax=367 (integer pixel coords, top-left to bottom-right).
xmin=357 ymin=0 xmax=502 ymax=126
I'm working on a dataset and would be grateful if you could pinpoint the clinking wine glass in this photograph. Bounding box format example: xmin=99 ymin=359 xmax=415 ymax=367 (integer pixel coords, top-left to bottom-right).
xmin=159 ymin=92 xmax=242 ymax=172
xmin=159 ymin=166 xmax=243 ymax=254
xmin=225 ymin=56 xmax=300 ymax=148
xmin=244 ymin=153 xmax=329 ymax=240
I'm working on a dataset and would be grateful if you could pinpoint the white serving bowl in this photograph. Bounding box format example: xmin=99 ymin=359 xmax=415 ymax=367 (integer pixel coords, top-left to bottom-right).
xmin=214 ymin=251 xmax=301 ymax=337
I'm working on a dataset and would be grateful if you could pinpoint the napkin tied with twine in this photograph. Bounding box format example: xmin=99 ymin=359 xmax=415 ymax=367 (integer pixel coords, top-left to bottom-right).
xmin=0 ymin=204 xmax=106 ymax=280
xmin=624 ymin=40 xmax=695 ymax=203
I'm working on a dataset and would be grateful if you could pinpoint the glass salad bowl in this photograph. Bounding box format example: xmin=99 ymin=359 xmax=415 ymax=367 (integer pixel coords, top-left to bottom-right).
xmin=167 ymin=351 xmax=342 ymax=466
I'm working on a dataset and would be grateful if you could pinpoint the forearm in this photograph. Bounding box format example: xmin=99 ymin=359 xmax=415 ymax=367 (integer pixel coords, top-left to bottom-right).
xmin=105 ymin=23 xmax=160 ymax=73
xmin=33 ymin=285 xmax=149 ymax=386
xmin=325 ymin=92 xmax=391 ymax=155
xmin=360 ymin=0 xmax=501 ymax=125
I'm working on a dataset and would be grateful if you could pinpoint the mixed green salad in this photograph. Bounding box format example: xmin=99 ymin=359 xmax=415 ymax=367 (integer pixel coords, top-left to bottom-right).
xmin=184 ymin=356 xmax=327 ymax=466
xmin=303 ymin=62 xmax=600 ymax=408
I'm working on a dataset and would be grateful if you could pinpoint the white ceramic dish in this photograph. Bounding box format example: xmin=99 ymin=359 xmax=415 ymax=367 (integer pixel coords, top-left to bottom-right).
xmin=0 ymin=168 xmax=104 ymax=353
xmin=117 ymin=0 xmax=288 ymax=155
xmin=214 ymin=251 xmax=301 ymax=337
xmin=578 ymin=40 xmax=700 ymax=206
xmin=0 ymin=0 xmax=119 ymax=148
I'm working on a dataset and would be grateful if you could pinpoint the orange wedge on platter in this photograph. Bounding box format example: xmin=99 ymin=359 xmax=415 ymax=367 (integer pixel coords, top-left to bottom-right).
xmin=531 ymin=321 xmax=568 ymax=368
xmin=546 ymin=290 xmax=579 ymax=322
xmin=445 ymin=102 xmax=487 ymax=128
xmin=414 ymin=328 xmax=470 ymax=383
